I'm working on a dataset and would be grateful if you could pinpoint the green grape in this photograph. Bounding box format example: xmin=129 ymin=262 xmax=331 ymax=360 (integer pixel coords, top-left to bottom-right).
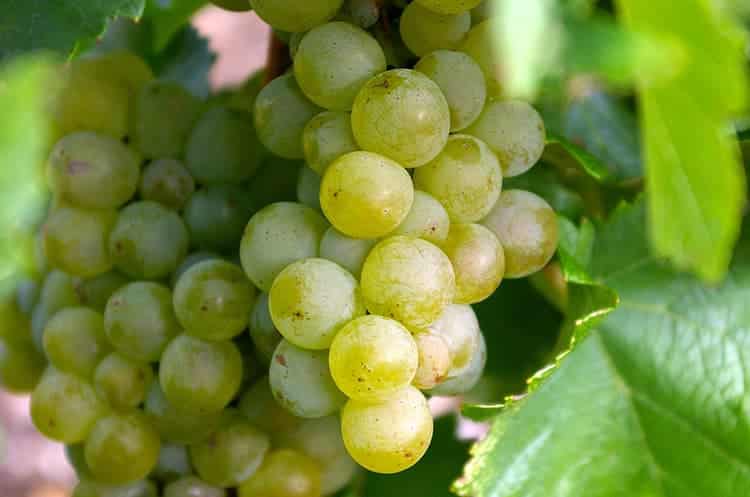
xmin=424 ymin=303 xmax=480 ymax=378
xmin=15 ymin=277 xmax=40 ymax=316
xmin=412 ymin=331 xmax=452 ymax=390
xmin=465 ymin=100 xmax=546 ymax=177
xmin=239 ymin=376 xmax=301 ymax=438
xmin=190 ymin=410 xmax=271 ymax=487
xmin=186 ymin=106 xmax=264 ymax=184
xmin=460 ymin=18 xmax=502 ymax=96
xmin=303 ymin=111 xmax=358 ymax=175
xmin=240 ymin=202 xmax=328 ymax=292
xmin=329 ymin=315 xmax=418 ymax=402
xmin=184 ymin=185 xmax=255 ymax=252
xmin=393 ymin=190 xmax=450 ymax=244
xmin=170 ymin=251 xmax=221 ymax=288
xmin=132 ymin=81 xmax=203 ymax=159
xmin=151 ymin=444 xmax=192 ymax=482
xmin=211 ymin=0 xmax=251 ymax=11
xmin=247 ymin=157 xmax=301 ymax=211
xmin=78 ymin=50 xmax=154 ymax=99
xmin=74 ymin=479 xmax=158 ymax=497
xmin=297 ymin=167 xmax=322 ymax=211
xmin=0 ymin=294 xmax=33 ymax=346
xmin=415 ymin=0 xmax=482 ymax=14
xmin=341 ymin=386 xmax=433 ymax=474
xmin=471 ymin=0 xmax=495 ymax=24
xmin=31 ymin=270 xmax=82 ymax=349
xmin=400 ymin=2 xmax=471 ymax=57
xmin=481 ymin=190 xmax=559 ymax=278
xmin=238 ymin=449 xmax=322 ymax=497
xmin=320 ymin=151 xmax=414 ymax=239
xmin=30 ymin=367 xmax=105 ymax=443
xmin=249 ymin=293 xmax=283 ymax=365
xmin=338 ymin=0 xmax=379 ymax=28
xmin=227 ymin=71 xmax=265 ymax=115
xmin=254 ymin=74 xmax=323 ymax=159
xmin=160 ymin=334 xmax=243 ymax=414
xmin=105 ymin=282 xmax=181 ymax=362
xmin=294 ymin=22 xmax=386 ymax=110
xmin=351 ymin=69 xmax=450 ymax=168
xmin=414 ymin=134 xmax=502 ymax=223
xmin=164 ymin=477 xmax=226 ymax=497
xmin=0 ymin=336 xmax=45 ymax=393
xmin=43 ymin=206 xmax=117 ymax=278
xmin=288 ymin=31 xmax=306 ymax=59
xmin=94 ymin=353 xmax=153 ymax=410
xmin=85 ymin=411 xmax=161 ymax=484
xmin=275 ymin=416 xmax=357 ymax=496
xmin=269 ymin=339 xmax=346 ymax=417
xmin=73 ymin=271 xmax=129 ymax=312
xmin=427 ymin=330 xmax=486 ymax=396
xmin=415 ymin=50 xmax=486 ymax=131
xmin=441 ymin=223 xmax=504 ymax=304
xmin=47 ymin=131 xmax=141 ymax=209
xmin=139 ymin=159 xmax=195 ymax=211
xmin=43 ymin=307 xmax=110 ymax=378
xmin=360 ymin=236 xmax=455 ymax=330
xmin=109 ymin=201 xmax=189 ymax=279
xmin=173 ymin=260 xmax=257 ymax=341
xmin=269 ymin=258 xmax=365 ymax=350
xmin=372 ymin=21 xmax=413 ymax=69
xmin=318 ymin=227 xmax=376 ymax=278
xmin=144 ymin=382 xmax=223 ymax=444
xmin=250 ymin=0 xmax=343 ymax=32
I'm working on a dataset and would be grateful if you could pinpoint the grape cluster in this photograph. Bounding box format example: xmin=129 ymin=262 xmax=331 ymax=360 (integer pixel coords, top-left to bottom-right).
xmin=0 ymin=1 xmax=560 ymax=496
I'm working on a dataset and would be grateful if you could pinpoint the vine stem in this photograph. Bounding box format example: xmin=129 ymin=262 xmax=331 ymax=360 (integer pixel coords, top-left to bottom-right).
xmin=263 ymin=31 xmax=291 ymax=86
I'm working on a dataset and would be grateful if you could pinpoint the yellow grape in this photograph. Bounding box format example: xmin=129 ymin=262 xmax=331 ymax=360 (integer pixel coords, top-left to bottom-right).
xmin=412 ymin=331 xmax=452 ymax=390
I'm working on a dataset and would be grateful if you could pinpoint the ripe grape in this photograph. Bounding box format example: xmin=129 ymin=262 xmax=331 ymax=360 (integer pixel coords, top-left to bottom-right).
xmin=239 ymin=376 xmax=302 ymax=438
xmin=269 ymin=258 xmax=365 ymax=350
xmin=412 ymin=331 xmax=452 ymax=390
xmin=294 ymin=22 xmax=386 ymax=110
xmin=414 ymin=134 xmax=502 ymax=223
xmin=184 ymin=185 xmax=256 ymax=253
xmin=428 ymin=330 xmax=486 ymax=396
xmin=400 ymin=2 xmax=471 ymax=57
xmin=173 ymin=259 xmax=257 ymax=341
xmin=94 ymin=352 xmax=154 ymax=410
xmin=440 ymin=223 xmax=505 ymax=304
xmin=329 ymin=315 xmax=418 ymax=402
xmin=164 ymin=477 xmax=226 ymax=497
xmin=351 ymin=69 xmax=450 ymax=168
xmin=341 ymin=385 xmax=433 ymax=474
xmin=77 ymin=50 xmax=154 ymax=99
xmin=318 ymin=227 xmax=376 ymax=278
xmin=144 ymin=382 xmax=224 ymax=445
xmin=393 ymin=190 xmax=451 ymax=244
xmin=238 ymin=449 xmax=322 ymax=497
xmin=0 ymin=336 xmax=46 ymax=393
xmin=481 ymin=190 xmax=559 ymax=278
xmin=151 ymin=444 xmax=192 ymax=482
xmin=170 ymin=251 xmax=221 ymax=288
xmin=139 ymin=159 xmax=195 ymax=211
xmin=249 ymin=293 xmax=283 ymax=365
xmin=320 ymin=151 xmax=414 ymax=238
xmin=31 ymin=271 xmax=82 ymax=349
xmin=302 ymin=111 xmax=359 ymax=175
xmin=415 ymin=50 xmax=486 ymax=131
xmin=42 ymin=307 xmax=110 ymax=378
xmin=415 ymin=0 xmax=483 ymax=14
xmin=250 ymin=0 xmax=343 ymax=32
xmin=72 ymin=271 xmax=129 ymax=312
xmin=465 ymin=100 xmax=546 ymax=177
xmin=297 ymin=167 xmax=322 ymax=211
xmin=240 ymin=202 xmax=328 ymax=292
xmin=425 ymin=303 xmax=481 ymax=378
xmin=460 ymin=19 xmax=502 ymax=96
xmin=339 ymin=0 xmax=379 ymax=28
xmin=47 ymin=131 xmax=141 ymax=209
xmin=360 ymin=236 xmax=455 ymax=330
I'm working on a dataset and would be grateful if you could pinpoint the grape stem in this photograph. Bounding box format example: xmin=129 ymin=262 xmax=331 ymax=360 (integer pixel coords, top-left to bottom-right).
xmin=263 ymin=32 xmax=292 ymax=85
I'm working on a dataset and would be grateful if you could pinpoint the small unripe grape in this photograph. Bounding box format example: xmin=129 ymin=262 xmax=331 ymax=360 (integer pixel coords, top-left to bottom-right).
xmin=400 ymin=2 xmax=471 ymax=57
xmin=238 ymin=449 xmax=322 ymax=497
xmin=249 ymin=293 xmax=283 ymax=365
xmin=303 ymin=111 xmax=359 ymax=175
xmin=94 ymin=353 xmax=153 ymax=410
xmin=72 ymin=271 xmax=129 ymax=313
xmin=415 ymin=0 xmax=483 ymax=14
xmin=428 ymin=330 xmax=486 ymax=396
xmin=425 ymin=304 xmax=481 ymax=378
xmin=319 ymin=227 xmax=377 ymax=278
xmin=393 ymin=190 xmax=451 ymax=244
xmin=152 ymin=443 xmax=192 ymax=483
xmin=164 ymin=477 xmax=226 ymax=497
xmin=31 ymin=271 xmax=82 ymax=349
xmin=43 ymin=307 xmax=110 ymax=378
xmin=144 ymin=382 xmax=223 ymax=445
xmin=139 ymin=159 xmax=195 ymax=211
xmin=250 ymin=0 xmax=343 ymax=32
xmin=412 ymin=331 xmax=452 ymax=390
xmin=338 ymin=0 xmax=380 ymax=28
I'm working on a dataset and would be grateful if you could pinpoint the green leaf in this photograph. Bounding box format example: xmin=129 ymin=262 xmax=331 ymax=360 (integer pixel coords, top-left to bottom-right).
xmin=544 ymin=132 xmax=615 ymax=184
xmin=0 ymin=1 xmax=145 ymax=60
xmin=618 ymin=0 xmax=748 ymax=282
xmin=455 ymin=199 xmax=750 ymax=497
xmin=504 ymin=166 xmax=585 ymax=220
xmin=145 ymin=0 xmax=207 ymax=50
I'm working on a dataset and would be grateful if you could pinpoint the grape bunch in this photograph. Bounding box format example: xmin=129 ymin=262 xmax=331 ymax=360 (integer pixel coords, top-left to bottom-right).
xmin=0 ymin=0 xmax=560 ymax=496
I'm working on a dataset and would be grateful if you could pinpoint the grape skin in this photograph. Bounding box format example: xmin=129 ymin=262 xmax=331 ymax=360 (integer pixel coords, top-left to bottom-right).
xmin=393 ymin=190 xmax=451 ymax=245
xmin=400 ymin=2 xmax=471 ymax=57
xmin=144 ymin=382 xmax=224 ymax=445
xmin=72 ymin=271 xmax=129 ymax=313
xmin=250 ymin=0 xmax=343 ymax=32
xmin=248 ymin=293 xmax=283 ymax=365
xmin=152 ymin=443 xmax=192 ymax=483
xmin=415 ymin=0 xmax=483 ymax=14
xmin=318 ymin=227 xmax=377 ymax=278
xmin=239 ymin=376 xmax=302 ymax=440
xmin=238 ymin=449 xmax=322 ymax=497
xmin=303 ymin=111 xmax=359 ymax=175
xmin=183 ymin=185 xmax=256 ymax=252
xmin=42 ymin=307 xmax=110 ymax=378
xmin=460 ymin=18 xmax=502 ymax=96
xmin=31 ymin=271 xmax=82 ymax=350
xmin=428 ymin=329 xmax=486 ymax=396
xmin=412 ymin=331 xmax=452 ymax=390
xmin=164 ymin=477 xmax=226 ymax=497
xmin=93 ymin=352 xmax=154 ymax=410
xmin=297 ymin=166 xmax=322 ymax=211
xmin=139 ymin=159 xmax=195 ymax=211
xmin=0 ymin=336 xmax=46 ymax=393
xmin=425 ymin=303 xmax=481 ymax=378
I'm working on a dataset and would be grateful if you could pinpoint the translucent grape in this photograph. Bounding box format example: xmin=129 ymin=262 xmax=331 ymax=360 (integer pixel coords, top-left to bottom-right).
xmin=414 ymin=134 xmax=502 ymax=223
xmin=160 ymin=334 xmax=243 ymax=414
xmin=132 ymin=81 xmax=203 ymax=159
xmin=47 ymin=131 xmax=141 ymax=208
xmin=249 ymin=293 xmax=283 ymax=365
xmin=412 ymin=331 xmax=452 ymax=390
xmin=295 ymin=22 xmax=386 ymax=110
xmin=94 ymin=353 xmax=153 ymax=410
xmin=415 ymin=0 xmax=482 ymax=14
xmin=254 ymin=74 xmax=323 ymax=159
xmin=238 ymin=449 xmax=322 ymax=497
xmin=43 ymin=205 xmax=117 ymax=278
xmin=442 ymin=223 xmax=505 ymax=303
xmin=415 ymin=50 xmax=486 ymax=131
xmin=139 ymin=159 xmax=195 ymax=211
xmin=250 ymin=0 xmax=343 ymax=32
xmin=270 ymin=339 xmax=346 ymax=417
xmin=351 ymin=69 xmax=450 ymax=168
xmin=186 ymin=106 xmax=264 ymax=184
xmin=341 ymin=386 xmax=433 ymax=474
xmin=400 ymin=2 xmax=470 ymax=57
xmin=329 ymin=315 xmax=418 ymax=402
xmin=30 ymin=368 xmax=105 ymax=443
xmin=427 ymin=330 xmax=486 ymax=396
xmin=78 ymin=50 xmax=154 ymax=99
xmin=320 ymin=151 xmax=414 ymax=239
xmin=170 ymin=251 xmax=221 ymax=288
xmin=105 ymin=282 xmax=180 ymax=362
xmin=152 ymin=444 xmax=192 ymax=482
xmin=303 ymin=111 xmax=359 ymax=175
xmin=84 ymin=411 xmax=161 ymax=484
xmin=424 ymin=303 xmax=481 ymax=378
xmin=297 ymin=167 xmax=322 ymax=211
xmin=73 ymin=271 xmax=129 ymax=312
xmin=31 ymin=271 xmax=82 ymax=349
xmin=318 ymin=227 xmax=376 ymax=278
xmin=465 ymin=100 xmax=546 ymax=177
xmin=339 ymin=0 xmax=379 ymax=28
xmin=164 ymin=477 xmax=226 ymax=497
xmin=184 ymin=185 xmax=255 ymax=252
xmin=239 ymin=376 xmax=302 ymax=438
xmin=247 ymin=157 xmax=301 ymax=210
xmin=393 ymin=190 xmax=450 ymax=244
xmin=360 ymin=236 xmax=455 ymax=330
xmin=269 ymin=258 xmax=364 ymax=350
xmin=481 ymin=190 xmax=559 ymax=278
xmin=144 ymin=382 xmax=224 ymax=444
xmin=109 ymin=201 xmax=189 ymax=279
xmin=211 ymin=0 xmax=251 ymax=11
xmin=43 ymin=307 xmax=110 ymax=377
xmin=240 ymin=202 xmax=328 ymax=292
xmin=460 ymin=19 xmax=503 ymax=96
xmin=173 ymin=259 xmax=257 ymax=341
xmin=0 ymin=336 xmax=46 ymax=393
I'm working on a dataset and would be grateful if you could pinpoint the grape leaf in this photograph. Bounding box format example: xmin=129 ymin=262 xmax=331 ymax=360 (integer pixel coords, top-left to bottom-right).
xmin=455 ymin=199 xmax=750 ymax=497
xmin=0 ymin=1 xmax=145 ymax=60
xmin=544 ymin=132 xmax=615 ymax=184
